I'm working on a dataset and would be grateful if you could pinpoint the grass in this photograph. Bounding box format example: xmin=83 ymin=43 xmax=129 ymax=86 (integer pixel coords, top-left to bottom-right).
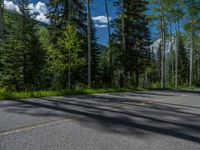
xmin=0 ymin=86 xmax=199 ymax=101
xmin=0 ymin=87 xmax=143 ymax=100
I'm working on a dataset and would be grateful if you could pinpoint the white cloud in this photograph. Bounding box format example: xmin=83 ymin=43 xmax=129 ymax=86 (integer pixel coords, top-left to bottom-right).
xmin=92 ymin=16 xmax=112 ymax=28
xmin=92 ymin=16 xmax=112 ymax=24
xmin=4 ymin=2 xmax=112 ymax=27
xmin=29 ymin=1 xmax=49 ymax=24
xmin=4 ymin=0 xmax=49 ymax=24
xmin=4 ymin=0 xmax=19 ymax=12
xmin=95 ymin=24 xmax=107 ymax=28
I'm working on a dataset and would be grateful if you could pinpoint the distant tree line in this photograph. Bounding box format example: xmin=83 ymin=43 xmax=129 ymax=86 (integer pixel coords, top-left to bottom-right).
xmin=148 ymin=0 xmax=200 ymax=88
xmin=0 ymin=0 xmax=199 ymax=91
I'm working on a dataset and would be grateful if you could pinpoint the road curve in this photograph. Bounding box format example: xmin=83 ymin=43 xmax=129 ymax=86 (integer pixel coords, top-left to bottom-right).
xmin=0 ymin=90 xmax=200 ymax=150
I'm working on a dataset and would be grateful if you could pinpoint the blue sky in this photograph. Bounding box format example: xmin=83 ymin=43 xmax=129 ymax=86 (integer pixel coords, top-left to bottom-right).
xmin=4 ymin=0 xmax=156 ymax=45
xmin=90 ymin=0 xmax=117 ymax=45
xmin=4 ymin=0 xmax=117 ymax=45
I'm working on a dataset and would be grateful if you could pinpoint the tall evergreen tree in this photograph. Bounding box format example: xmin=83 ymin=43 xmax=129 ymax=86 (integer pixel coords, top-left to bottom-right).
xmin=48 ymin=24 xmax=86 ymax=89
xmin=104 ymin=0 xmax=113 ymax=84
xmin=47 ymin=0 xmax=87 ymax=43
xmin=178 ymin=36 xmax=189 ymax=85
xmin=87 ymin=0 xmax=91 ymax=87
xmin=112 ymin=0 xmax=151 ymax=87
xmin=1 ymin=0 xmax=45 ymax=90
xmin=47 ymin=0 xmax=88 ymax=86
xmin=91 ymin=21 xmax=101 ymax=86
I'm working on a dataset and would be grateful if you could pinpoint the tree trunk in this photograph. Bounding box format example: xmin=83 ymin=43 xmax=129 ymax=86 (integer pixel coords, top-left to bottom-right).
xmin=68 ymin=47 xmax=71 ymax=89
xmin=121 ymin=0 xmax=127 ymax=86
xmin=175 ymin=16 xmax=180 ymax=88
xmin=170 ymin=23 xmax=175 ymax=87
xmin=189 ymin=31 xmax=194 ymax=86
xmin=160 ymin=4 xmax=166 ymax=88
xmin=145 ymin=71 xmax=148 ymax=88
xmin=175 ymin=31 xmax=178 ymax=88
xmin=87 ymin=0 xmax=91 ymax=87
xmin=0 ymin=0 xmax=4 ymax=38
xmin=104 ymin=0 xmax=113 ymax=84
xmin=198 ymin=59 xmax=200 ymax=82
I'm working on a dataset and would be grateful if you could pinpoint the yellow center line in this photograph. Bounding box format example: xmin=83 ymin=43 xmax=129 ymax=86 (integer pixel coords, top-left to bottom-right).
xmin=0 ymin=92 xmax=192 ymax=136
xmin=179 ymin=94 xmax=189 ymax=97
xmin=0 ymin=118 xmax=70 ymax=137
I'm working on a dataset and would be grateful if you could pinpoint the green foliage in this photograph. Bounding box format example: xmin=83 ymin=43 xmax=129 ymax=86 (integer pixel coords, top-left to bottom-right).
xmin=91 ymin=21 xmax=102 ymax=86
xmin=178 ymin=36 xmax=190 ymax=85
xmin=0 ymin=87 xmax=142 ymax=100
xmin=0 ymin=0 xmax=200 ymax=96
xmin=0 ymin=6 xmax=46 ymax=90
xmin=112 ymin=0 xmax=151 ymax=87
xmin=48 ymin=24 xmax=86 ymax=89
xmin=58 ymin=24 xmax=86 ymax=69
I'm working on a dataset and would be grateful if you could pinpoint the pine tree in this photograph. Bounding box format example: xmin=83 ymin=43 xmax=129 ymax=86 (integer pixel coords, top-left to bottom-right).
xmin=48 ymin=24 xmax=86 ymax=89
xmin=112 ymin=0 xmax=151 ymax=87
xmin=1 ymin=0 xmax=45 ymax=90
xmin=47 ymin=0 xmax=88 ymax=86
xmin=47 ymin=0 xmax=87 ymax=45
xmin=91 ymin=21 xmax=101 ymax=86
xmin=104 ymin=0 xmax=113 ymax=84
xmin=178 ymin=36 xmax=189 ymax=85
xmin=87 ymin=0 xmax=91 ymax=87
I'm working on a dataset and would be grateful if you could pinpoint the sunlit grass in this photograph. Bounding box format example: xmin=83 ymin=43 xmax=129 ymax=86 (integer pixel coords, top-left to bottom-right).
xmin=0 ymin=86 xmax=198 ymax=100
xmin=0 ymin=87 xmax=142 ymax=100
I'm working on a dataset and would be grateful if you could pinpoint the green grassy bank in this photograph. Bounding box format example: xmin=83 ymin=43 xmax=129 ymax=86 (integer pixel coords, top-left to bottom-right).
xmin=0 ymin=86 xmax=198 ymax=101
xmin=0 ymin=87 xmax=143 ymax=100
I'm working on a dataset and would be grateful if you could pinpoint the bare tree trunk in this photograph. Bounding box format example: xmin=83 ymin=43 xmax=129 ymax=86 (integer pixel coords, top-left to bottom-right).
xmin=172 ymin=58 xmax=175 ymax=86
xmin=0 ymin=0 xmax=4 ymax=38
xmin=145 ymin=71 xmax=148 ymax=88
xmin=104 ymin=0 xmax=113 ymax=84
xmin=170 ymin=23 xmax=175 ymax=87
xmin=175 ymin=17 xmax=180 ymax=88
xmin=189 ymin=31 xmax=194 ymax=87
xmin=165 ymin=52 xmax=169 ymax=87
xmin=198 ymin=59 xmax=200 ymax=82
xmin=175 ymin=31 xmax=178 ymax=88
xmin=160 ymin=4 xmax=166 ymax=88
xmin=87 ymin=0 xmax=91 ymax=87
xmin=68 ymin=46 xmax=71 ymax=89
xmin=68 ymin=1 xmax=73 ymax=89
xmin=121 ymin=0 xmax=127 ymax=86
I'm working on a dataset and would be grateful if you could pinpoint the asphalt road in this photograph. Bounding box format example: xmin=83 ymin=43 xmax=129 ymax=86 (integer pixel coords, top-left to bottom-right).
xmin=0 ymin=90 xmax=200 ymax=150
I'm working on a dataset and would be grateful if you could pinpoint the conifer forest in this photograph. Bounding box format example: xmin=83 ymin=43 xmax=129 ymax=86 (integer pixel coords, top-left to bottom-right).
xmin=0 ymin=0 xmax=200 ymax=92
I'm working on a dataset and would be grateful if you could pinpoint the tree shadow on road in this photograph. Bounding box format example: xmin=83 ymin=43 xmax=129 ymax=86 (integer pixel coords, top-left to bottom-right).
xmin=2 ymin=91 xmax=200 ymax=144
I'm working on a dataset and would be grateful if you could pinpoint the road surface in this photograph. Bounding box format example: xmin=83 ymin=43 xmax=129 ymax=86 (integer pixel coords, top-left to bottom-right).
xmin=0 ymin=90 xmax=200 ymax=150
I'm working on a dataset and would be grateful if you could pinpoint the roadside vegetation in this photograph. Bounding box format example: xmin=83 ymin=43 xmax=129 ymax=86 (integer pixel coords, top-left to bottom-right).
xmin=0 ymin=86 xmax=198 ymax=101
xmin=0 ymin=87 xmax=143 ymax=100
xmin=0 ymin=0 xmax=199 ymax=100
